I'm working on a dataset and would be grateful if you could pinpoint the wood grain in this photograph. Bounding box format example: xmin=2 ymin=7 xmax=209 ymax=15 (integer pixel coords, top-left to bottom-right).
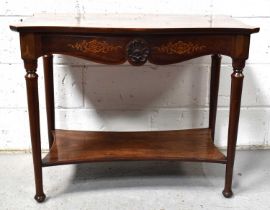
xmin=10 ymin=14 xmax=259 ymax=34
xmin=42 ymin=128 xmax=226 ymax=166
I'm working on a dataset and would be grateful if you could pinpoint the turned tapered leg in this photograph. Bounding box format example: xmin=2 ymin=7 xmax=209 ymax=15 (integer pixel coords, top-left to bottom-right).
xmin=223 ymin=60 xmax=245 ymax=198
xmin=209 ymin=54 xmax=221 ymax=141
xmin=43 ymin=54 xmax=55 ymax=149
xmin=24 ymin=59 xmax=46 ymax=202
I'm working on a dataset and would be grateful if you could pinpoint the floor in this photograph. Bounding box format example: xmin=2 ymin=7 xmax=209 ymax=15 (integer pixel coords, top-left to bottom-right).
xmin=0 ymin=150 xmax=269 ymax=210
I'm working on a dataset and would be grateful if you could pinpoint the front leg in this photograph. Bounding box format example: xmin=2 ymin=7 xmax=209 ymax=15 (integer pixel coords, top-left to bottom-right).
xmin=24 ymin=59 xmax=46 ymax=202
xmin=223 ymin=59 xmax=245 ymax=198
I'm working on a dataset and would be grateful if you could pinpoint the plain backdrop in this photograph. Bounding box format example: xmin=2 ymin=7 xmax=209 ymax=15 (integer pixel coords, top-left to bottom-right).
xmin=0 ymin=0 xmax=270 ymax=150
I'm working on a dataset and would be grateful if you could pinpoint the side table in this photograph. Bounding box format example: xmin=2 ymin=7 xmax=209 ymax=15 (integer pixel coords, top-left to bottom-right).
xmin=10 ymin=14 xmax=259 ymax=202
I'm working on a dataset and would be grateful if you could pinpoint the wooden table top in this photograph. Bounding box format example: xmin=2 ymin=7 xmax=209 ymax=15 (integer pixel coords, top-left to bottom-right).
xmin=10 ymin=13 xmax=259 ymax=34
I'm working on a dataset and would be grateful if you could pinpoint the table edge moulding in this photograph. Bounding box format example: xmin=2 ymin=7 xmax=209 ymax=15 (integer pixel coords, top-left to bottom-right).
xmin=9 ymin=14 xmax=260 ymax=203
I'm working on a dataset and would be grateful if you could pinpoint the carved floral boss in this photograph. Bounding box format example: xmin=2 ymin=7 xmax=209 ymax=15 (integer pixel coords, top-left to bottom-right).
xmin=68 ymin=39 xmax=206 ymax=65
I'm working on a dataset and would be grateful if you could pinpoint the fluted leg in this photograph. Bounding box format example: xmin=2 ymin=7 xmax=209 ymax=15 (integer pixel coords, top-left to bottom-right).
xmin=43 ymin=54 xmax=55 ymax=149
xmin=223 ymin=59 xmax=245 ymax=198
xmin=209 ymin=54 xmax=221 ymax=141
xmin=24 ymin=59 xmax=46 ymax=202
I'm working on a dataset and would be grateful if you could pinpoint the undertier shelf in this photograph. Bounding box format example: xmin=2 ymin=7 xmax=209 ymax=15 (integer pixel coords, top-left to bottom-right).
xmin=42 ymin=128 xmax=226 ymax=166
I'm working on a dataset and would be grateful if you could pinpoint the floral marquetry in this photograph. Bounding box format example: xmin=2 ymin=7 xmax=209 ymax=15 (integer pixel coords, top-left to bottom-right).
xmin=154 ymin=41 xmax=206 ymax=55
xmin=68 ymin=40 xmax=122 ymax=54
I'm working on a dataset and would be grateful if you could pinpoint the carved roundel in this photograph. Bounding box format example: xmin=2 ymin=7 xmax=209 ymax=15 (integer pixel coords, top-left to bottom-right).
xmin=126 ymin=39 xmax=150 ymax=66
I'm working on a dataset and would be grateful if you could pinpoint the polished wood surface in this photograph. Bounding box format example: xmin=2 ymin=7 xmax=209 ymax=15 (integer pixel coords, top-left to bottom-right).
xmin=209 ymin=54 xmax=221 ymax=141
xmin=43 ymin=129 xmax=226 ymax=166
xmin=24 ymin=59 xmax=46 ymax=202
xmin=223 ymin=67 xmax=244 ymax=198
xmin=10 ymin=14 xmax=259 ymax=202
xmin=40 ymin=35 xmax=239 ymax=65
xmin=43 ymin=55 xmax=55 ymax=148
xmin=10 ymin=14 xmax=259 ymax=34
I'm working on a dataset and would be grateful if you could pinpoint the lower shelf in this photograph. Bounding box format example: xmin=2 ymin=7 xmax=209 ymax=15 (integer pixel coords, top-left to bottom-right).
xmin=42 ymin=128 xmax=226 ymax=166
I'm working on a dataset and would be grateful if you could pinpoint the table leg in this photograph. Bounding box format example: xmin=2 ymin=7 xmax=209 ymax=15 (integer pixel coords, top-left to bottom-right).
xmin=24 ymin=59 xmax=46 ymax=202
xmin=209 ymin=54 xmax=221 ymax=141
xmin=43 ymin=54 xmax=55 ymax=149
xmin=223 ymin=59 xmax=245 ymax=198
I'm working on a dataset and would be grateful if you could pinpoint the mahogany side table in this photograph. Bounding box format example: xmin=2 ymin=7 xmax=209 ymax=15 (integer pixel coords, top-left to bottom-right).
xmin=10 ymin=14 xmax=259 ymax=202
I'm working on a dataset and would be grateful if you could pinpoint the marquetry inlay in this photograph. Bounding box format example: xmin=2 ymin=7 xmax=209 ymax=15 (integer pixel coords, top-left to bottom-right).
xmin=154 ymin=41 xmax=206 ymax=55
xmin=68 ymin=40 xmax=122 ymax=54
